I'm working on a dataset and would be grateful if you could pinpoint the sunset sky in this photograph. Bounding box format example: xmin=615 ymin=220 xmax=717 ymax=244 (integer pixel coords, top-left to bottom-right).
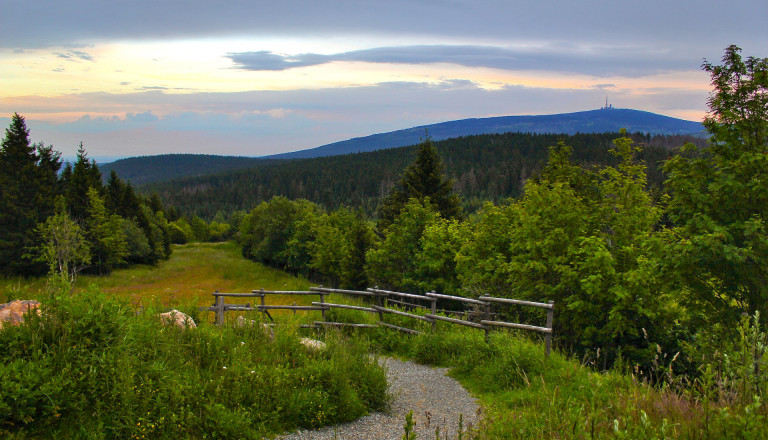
xmin=1 ymin=0 xmax=765 ymax=160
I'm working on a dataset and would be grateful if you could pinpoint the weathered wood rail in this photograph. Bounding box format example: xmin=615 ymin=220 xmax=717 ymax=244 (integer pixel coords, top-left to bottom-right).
xmin=203 ymin=286 xmax=555 ymax=357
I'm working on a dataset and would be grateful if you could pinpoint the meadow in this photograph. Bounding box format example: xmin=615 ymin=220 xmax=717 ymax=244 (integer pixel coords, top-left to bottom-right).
xmin=2 ymin=242 xmax=767 ymax=439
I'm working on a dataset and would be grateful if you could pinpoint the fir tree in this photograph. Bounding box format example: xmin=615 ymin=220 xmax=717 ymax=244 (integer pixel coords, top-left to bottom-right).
xmin=376 ymin=136 xmax=462 ymax=231
xmin=0 ymin=114 xmax=61 ymax=275
xmin=66 ymin=143 xmax=103 ymax=221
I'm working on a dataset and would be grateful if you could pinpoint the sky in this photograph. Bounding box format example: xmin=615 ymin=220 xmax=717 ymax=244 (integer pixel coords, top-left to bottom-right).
xmin=1 ymin=0 xmax=766 ymax=160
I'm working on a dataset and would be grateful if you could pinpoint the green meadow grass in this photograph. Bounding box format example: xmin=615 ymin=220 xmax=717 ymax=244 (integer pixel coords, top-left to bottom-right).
xmin=3 ymin=242 xmax=766 ymax=439
xmin=0 ymin=289 xmax=388 ymax=439
xmin=2 ymin=242 xmax=312 ymax=311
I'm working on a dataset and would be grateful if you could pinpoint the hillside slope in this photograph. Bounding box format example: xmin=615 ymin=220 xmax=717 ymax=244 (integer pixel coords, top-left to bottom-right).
xmin=99 ymin=154 xmax=272 ymax=185
xmin=268 ymin=108 xmax=705 ymax=159
xmin=146 ymin=131 xmax=704 ymax=219
xmin=102 ymin=108 xmax=704 ymax=185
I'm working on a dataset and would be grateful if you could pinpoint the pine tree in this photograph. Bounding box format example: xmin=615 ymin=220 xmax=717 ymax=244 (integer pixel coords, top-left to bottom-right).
xmin=376 ymin=136 xmax=462 ymax=231
xmin=66 ymin=143 xmax=103 ymax=221
xmin=0 ymin=114 xmax=61 ymax=275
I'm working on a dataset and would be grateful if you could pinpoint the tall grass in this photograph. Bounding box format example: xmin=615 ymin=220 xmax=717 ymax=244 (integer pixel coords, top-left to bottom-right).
xmin=369 ymin=315 xmax=768 ymax=439
xmin=0 ymin=288 xmax=388 ymax=439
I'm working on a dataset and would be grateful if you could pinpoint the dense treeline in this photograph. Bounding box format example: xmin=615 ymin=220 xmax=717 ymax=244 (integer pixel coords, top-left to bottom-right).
xmin=147 ymin=131 xmax=704 ymax=220
xmin=100 ymin=154 xmax=271 ymax=185
xmin=0 ymin=115 xmax=174 ymax=280
xmin=235 ymin=46 xmax=768 ymax=376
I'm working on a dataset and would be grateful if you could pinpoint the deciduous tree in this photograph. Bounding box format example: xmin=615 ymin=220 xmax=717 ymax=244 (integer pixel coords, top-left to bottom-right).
xmin=664 ymin=45 xmax=768 ymax=324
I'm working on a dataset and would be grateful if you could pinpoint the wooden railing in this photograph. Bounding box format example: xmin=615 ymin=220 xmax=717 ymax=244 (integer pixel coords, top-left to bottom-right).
xmin=204 ymin=286 xmax=555 ymax=357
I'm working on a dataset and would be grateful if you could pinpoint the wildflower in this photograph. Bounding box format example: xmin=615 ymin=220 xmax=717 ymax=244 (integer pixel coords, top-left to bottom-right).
xmin=222 ymin=366 xmax=227 ymax=370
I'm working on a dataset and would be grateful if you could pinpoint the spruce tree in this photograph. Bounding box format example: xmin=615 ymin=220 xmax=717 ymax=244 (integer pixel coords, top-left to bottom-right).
xmin=66 ymin=143 xmax=103 ymax=221
xmin=0 ymin=114 xmax=61 ymax=275
xmin=376 ymin=136 xmax=462 ymax=230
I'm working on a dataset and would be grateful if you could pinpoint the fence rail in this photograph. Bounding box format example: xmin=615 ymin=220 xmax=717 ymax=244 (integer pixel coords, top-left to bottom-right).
xmin=204 ymin=286 xmax=555 ymax=357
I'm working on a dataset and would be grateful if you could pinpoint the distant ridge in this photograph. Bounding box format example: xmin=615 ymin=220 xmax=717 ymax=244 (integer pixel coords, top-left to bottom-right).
xmin=102 ymin=108 xmax=705 ymax=185
xmin=268 ymin=108 xmax=705 ymax=159
xmin=100 ymin=154 xmax=268 ymax=186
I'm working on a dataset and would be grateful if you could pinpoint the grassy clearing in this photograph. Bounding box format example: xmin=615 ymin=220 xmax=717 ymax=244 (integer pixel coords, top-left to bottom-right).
xmin=2 ymin=242 xmax=311 ymax=311
xmin=0 ymin=289 xmax=388 ymax=439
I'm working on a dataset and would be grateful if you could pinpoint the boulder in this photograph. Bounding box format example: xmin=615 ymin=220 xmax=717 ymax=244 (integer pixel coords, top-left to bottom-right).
xmin=159 ymin=310 xmax=197 ymax=329
xmin=300 ymin=337 xmax=327 ymax=351
xmin=0 ymin=300 xmax=41 ymax=330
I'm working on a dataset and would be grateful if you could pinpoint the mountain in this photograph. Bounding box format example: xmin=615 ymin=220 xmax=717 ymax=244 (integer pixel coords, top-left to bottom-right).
xmin=102 ymin=108 xmax=705 ymax=186
xmin=99 ymin=154 xmax=271 ymax=185
xmin=268 ymin=108 xmax=705 ymax=159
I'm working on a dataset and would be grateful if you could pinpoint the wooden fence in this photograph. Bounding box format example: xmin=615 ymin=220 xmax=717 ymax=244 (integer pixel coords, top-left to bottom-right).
xmin=203 ymin=286 xmax=555 ymax=357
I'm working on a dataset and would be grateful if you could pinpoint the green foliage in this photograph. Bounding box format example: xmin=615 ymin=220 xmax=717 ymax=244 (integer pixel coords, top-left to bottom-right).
xmin=85 ymin=187 xmax=129 ymax=274
xmin=458 ymin=134 xmax=677 ymax=366
xmin=402 ymin=410 xmax=417 ymax=440
xmin=167 ymin=218 xmax=193 ymax=244
xmin=149 ymin=131 xmax=688 ymax=221
xmin=239 ymin=197 xmax=322 ymax=273
xmin=64 ymin=143 xmax=103 ymax=222
xmin=664 ymin=45 xmax=768 ymax=325
xmin=0 ymin=113 xmax=62 ymax=275
xmin=187 ymin=215 xmax=211 ymax=242
xmin=122 ymin=217 xmax=154 ymax=263
xmin=377 ymin=136 xmax=463 ymax=231
xmin=366 ymin=199 xmax=441 ymax=292
xmin=0 ymin=289 xmax=388 ymax=438
xmin=34 ymin=197 xmax=91 ymax=286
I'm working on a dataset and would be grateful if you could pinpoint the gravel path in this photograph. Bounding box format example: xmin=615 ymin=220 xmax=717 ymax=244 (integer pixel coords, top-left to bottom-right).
xmin=276 ymin=357 xmax=481 ymax=440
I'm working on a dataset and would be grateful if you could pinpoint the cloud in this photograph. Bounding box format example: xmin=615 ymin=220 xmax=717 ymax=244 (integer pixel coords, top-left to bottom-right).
xmin=6 ymin=79 xmax=707 ymax=158
xmin=227 ymin=44 xmax=696 ymax=77
xmin=53 ymin=49 xmax=94 ymax=61
xmin=1 ymin=0 xmax=765 ymax=62
xmin=126 ymin=111 xmax=158 ymax=123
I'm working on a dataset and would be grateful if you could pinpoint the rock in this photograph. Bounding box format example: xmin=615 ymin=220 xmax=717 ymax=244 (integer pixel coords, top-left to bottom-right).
xmin=300 ymin=337 xmax=327 ymax=351
xmin=159 ymin=310 xmax=196 ymax=329
xmin=0 ymin=300 xmax=41 ymax=330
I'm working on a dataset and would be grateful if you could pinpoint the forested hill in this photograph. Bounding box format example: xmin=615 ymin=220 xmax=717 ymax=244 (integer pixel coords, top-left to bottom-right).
xmin=99 ymin=154 xmax=273 ymax=185
xmin=101 ymin=109 xmax=703 ymax=186
xmin=146 ymin=131 xmax=705 ymax=220
xmin=267 ymin=108 xmax=706 ymax=159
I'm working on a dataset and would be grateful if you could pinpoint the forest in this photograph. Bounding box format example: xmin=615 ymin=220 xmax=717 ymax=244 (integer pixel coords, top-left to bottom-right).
xmin=0 ymin=121 xmax=175 ymax=281
xmin=146 ymin=131 xmax=704 ymax=220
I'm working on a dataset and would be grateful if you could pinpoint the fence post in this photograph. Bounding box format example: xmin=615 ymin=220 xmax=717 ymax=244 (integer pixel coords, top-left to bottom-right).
xmin=484 ymin=299 xmax=491 ymax=343
xmin=216 ymin=291 xmax=224 ymax=326
xmin=374 ymin=286 xmax=384 ymax=321
xmin=260 ymin=288 xmax=274 ymax=322
xmin=430 ymin=291 xmax=437 ymax=332
xmin=544 ymin=301 xmax=554 ymax=358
